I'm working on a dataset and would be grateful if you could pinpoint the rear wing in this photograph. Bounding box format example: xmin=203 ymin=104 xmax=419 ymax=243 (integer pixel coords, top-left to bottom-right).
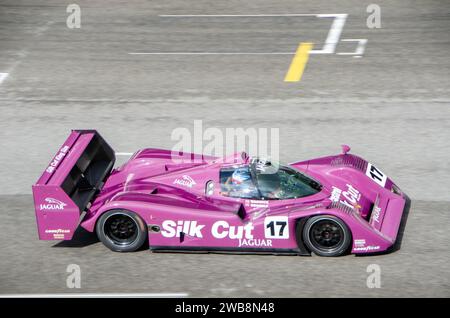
xmin=32 ymin=130 xmax=115 ymax=240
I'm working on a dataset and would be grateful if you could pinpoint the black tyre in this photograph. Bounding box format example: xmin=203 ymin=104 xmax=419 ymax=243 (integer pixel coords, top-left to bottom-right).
xmin=302 ymin=215 xmax=351 ymax=257
xmin=96 ymin=210 xmax=147 ymax=252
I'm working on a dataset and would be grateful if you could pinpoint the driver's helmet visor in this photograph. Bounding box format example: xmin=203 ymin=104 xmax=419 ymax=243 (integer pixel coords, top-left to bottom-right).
xmin=231 ymin=168 xmax=252 ymax=184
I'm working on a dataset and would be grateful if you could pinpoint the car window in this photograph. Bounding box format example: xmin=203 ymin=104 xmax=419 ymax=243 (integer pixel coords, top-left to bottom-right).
xmin=255 ymin=166 xmax=322 ymax=200
xmin=220 ymin=166 xmax=260 ymax=199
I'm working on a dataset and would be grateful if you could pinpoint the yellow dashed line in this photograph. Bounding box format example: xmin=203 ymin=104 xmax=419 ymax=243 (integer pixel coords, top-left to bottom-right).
xmin=284 ymin=42 xmax=314 ymax=82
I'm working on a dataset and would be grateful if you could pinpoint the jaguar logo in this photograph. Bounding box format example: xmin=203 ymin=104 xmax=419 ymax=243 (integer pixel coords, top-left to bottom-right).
xmin=173 ymin=175 xmax=196 ymax=188
xmin=39 ymin=197 xmax=67 ymax=211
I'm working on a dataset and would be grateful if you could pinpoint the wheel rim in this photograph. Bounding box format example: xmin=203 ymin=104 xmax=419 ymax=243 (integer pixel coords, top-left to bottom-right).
xmin=309 ymin=219 xmax=345 ymax=252
xmin=104 ymin=214 xmax=138 ymax=246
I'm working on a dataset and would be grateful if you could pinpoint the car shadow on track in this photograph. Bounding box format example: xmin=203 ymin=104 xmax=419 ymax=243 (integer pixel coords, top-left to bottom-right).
xmin=52 ymin=227 xmax=99 ymax=248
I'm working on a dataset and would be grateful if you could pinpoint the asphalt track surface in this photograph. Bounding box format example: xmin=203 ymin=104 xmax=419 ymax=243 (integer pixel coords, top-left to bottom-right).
xmin=0 ymin=0 xmax=449 ymax=297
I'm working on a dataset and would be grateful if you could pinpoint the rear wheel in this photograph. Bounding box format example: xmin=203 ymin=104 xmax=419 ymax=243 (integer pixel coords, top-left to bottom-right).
xmin=302 ymin=215 xmax=351 ymax=257
xmin=96 ymin=210 xmax=147 ymax=252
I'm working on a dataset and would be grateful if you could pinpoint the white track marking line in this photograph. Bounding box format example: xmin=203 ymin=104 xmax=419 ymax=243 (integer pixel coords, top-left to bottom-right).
xmin=337 ymin=39 xmax=368 ymax=57
xmin=159 ymin=14 xmax=319 ymax=17
xmin=131 ymin=13 xmax=348 ymax=56
xmin=0 ymin=293 xmax=188 ymax=298
xmin=129 ymin=52 xmax=293 ymax=55
xmin=310 ymin=14 xmax=347 ymax=54
xmin=0 ymin=73 xmax=9 ymax=84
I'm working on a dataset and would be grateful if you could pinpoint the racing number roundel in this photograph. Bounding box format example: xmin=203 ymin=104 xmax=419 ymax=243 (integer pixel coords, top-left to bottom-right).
xmin=264 ymin=216 xmax=289 ymax=239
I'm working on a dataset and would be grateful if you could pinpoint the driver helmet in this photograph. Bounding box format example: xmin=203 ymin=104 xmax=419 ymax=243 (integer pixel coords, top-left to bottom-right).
xmin=231 ymin=168 xmax=251 ymax=185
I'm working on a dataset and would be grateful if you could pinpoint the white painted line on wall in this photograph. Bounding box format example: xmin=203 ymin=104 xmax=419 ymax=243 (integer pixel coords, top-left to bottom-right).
xmin=0 ymin=73 xmax=9 ymax=84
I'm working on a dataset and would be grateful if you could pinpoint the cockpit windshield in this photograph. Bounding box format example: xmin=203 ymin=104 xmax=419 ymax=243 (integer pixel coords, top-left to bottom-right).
xmin=220 ymin=159 xmax=322 ymax=200
xmin=254 ymin=163 xmax=322 ymax=199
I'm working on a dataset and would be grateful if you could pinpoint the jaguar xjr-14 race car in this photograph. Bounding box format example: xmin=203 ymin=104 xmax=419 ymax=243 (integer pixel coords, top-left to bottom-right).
xmin=32 ymin=130 xmax=409 ymax=256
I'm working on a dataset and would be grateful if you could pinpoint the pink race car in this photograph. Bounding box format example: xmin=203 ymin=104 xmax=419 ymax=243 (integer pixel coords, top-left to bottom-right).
xmin=32 ymin=130 xmax=409 ymax=257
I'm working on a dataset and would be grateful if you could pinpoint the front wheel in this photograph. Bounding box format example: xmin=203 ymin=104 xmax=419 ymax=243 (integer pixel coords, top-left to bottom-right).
xmin=96 ymin=210 xmax=148 ymax=252
xmin=302 ymin=215 xmax=351 ymax=257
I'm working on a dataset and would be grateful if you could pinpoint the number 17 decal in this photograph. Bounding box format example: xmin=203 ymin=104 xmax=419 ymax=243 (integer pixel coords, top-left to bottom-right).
xmin=366 ymin=163 xmax=387 ymax=187
xmin=264 ymin=216 xmax=289 ymax=239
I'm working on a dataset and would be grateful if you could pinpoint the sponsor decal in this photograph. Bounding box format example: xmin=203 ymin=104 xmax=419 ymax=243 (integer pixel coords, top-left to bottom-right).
xmin=161 ymin=220 xmax=205 ymax=238
xmin=45 ymin=229 xmax=71 ymax=234
xmin=245 ymin=199 xmax=269 ymax=209
xmin=330 ymin=184 xmax=361 ymax=209
xmin=211 ymin=221 xmax=273 ymax=247
xmin=46 ymin=145 xmax=70 ymax=174
xmin=39 ymin=197 xmax=67 ymax=211
xmin=372 ymin=205 xmax=381 ymax=223
xmin=366 ymin=163 xmax=387 ymax=187
xmin=353 ymin=239 xmax=380 ymax=252
xmin=239 ymin=238 xmax=272 ymax=247
xmin=173 ymin=175 xmax=196 ymax=188
xmin=330 ymin=186 xmax=342 ymax=202
xmin=211 ymin=221 xmax=254 ymax=240
xmin=342 ymin=184 xmax=361 ymax=208
xmin=160 ymin=219 xmax=273 ymax=248
xmin=354 ymin=245 xmax=381 ymax=252
xmin=45 ymin=228 xmax=70 ymax=239
xmin=264 ymin=216 xmax=289 ymax=239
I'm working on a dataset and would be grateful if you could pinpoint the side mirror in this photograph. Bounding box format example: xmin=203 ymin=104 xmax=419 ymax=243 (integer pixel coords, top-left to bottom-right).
xmin=237 ymin=204 xmax=247 ymax=220
xmin=341 ymin=144 xmax=351 ymax=155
